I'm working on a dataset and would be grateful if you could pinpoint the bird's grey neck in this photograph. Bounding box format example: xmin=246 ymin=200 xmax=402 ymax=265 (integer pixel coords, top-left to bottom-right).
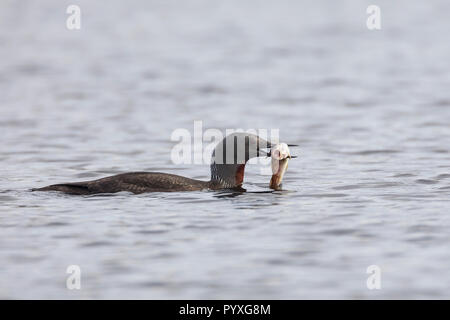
xmin=209 ymin=162 xmax=245 ymax=188
xmin=208 ymin=133 xmax=272 ymax=189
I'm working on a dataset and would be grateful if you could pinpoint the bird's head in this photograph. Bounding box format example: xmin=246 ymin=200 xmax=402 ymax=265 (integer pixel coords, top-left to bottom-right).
xmin=210 ymin=132 xmax=271 ymax=188
xmin=210 ymin=133 xmax=297 ymax=189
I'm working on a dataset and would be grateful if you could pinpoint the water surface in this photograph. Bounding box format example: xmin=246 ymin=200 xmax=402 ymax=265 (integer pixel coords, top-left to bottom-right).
xmin=1 ymin=0 xmax=450 ymax=299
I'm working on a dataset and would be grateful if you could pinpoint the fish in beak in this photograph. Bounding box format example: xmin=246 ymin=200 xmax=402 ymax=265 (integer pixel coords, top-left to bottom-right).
xmin=269 ymin=143 xmax=293 ymax=190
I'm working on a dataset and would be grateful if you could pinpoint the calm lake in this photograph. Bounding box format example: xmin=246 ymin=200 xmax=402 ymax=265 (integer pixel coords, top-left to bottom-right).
xmin=1 ymin=0 xmax=449 ymax=298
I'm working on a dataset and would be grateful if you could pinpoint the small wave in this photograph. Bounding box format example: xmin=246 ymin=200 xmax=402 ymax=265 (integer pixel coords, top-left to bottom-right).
xmin=347 ymin=149 xmax=400 ymax=156
xmin=81 ymin=241 xmax=115 ymax=247
xmin=435 ymin=174 xmax=450 ymax=180
xmin=294 ymin=193 xmax=348 ymax=198
xmin=415 ymin=179 xmax=438 ymax=185
xmin=0 ymin=195 xmax=17 ymax=201
xmin=392 ymin=173 xmax=416 ymax=178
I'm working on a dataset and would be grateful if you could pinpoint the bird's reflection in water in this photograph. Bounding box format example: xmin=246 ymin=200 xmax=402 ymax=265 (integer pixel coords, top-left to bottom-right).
xmin=213 ymin=187 xmax=246 ymax=199
xmin=213 ymin=185 xmax=292 ymax=200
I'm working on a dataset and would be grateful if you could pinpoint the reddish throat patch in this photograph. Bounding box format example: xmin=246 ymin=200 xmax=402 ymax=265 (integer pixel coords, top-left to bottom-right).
xmin=235 ymin=164 xmax=246 ymax=186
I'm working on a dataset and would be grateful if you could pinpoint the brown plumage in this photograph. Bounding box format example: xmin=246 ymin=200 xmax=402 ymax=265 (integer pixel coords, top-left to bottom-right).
xmin=33 ymin=172 xmax=212 ymax=195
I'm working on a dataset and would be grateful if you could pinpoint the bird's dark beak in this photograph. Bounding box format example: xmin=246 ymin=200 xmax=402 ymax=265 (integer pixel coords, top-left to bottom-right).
xmin=266 ymin=144 xmax=299 ymax=158
xmin=261 ymin=143 xmax=299 ymax=157
xmin=265 ymin=152 xmax=299 ymax=158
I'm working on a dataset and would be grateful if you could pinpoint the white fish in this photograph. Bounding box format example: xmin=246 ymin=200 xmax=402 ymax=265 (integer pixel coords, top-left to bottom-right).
xmin=270 ymin=143 xmax=292 ymax=190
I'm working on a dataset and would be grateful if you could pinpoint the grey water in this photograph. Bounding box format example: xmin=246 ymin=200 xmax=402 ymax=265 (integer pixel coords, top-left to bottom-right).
xmin=1 ymin=0 xmax=450 ymax=299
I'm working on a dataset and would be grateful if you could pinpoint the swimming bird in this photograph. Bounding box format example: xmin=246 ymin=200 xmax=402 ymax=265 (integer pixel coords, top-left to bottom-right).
xmin=33 ymin=133 xmax=295 ymax=195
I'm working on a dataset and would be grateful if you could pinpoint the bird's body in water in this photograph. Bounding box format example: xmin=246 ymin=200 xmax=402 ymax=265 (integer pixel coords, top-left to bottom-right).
xmin=34 ymin=172 xmax=212 ymax=195
xmin=33 ymin=133 xmax=294 ymax=195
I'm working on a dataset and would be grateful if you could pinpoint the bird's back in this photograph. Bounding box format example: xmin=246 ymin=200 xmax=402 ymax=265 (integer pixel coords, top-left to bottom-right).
xmin=33 ymin=172 xmax=210 ymax=195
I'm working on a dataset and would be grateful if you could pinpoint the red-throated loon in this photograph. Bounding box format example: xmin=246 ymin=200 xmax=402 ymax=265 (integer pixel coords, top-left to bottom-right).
xmin=32 ymin=133 xmax=295 ymax=195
